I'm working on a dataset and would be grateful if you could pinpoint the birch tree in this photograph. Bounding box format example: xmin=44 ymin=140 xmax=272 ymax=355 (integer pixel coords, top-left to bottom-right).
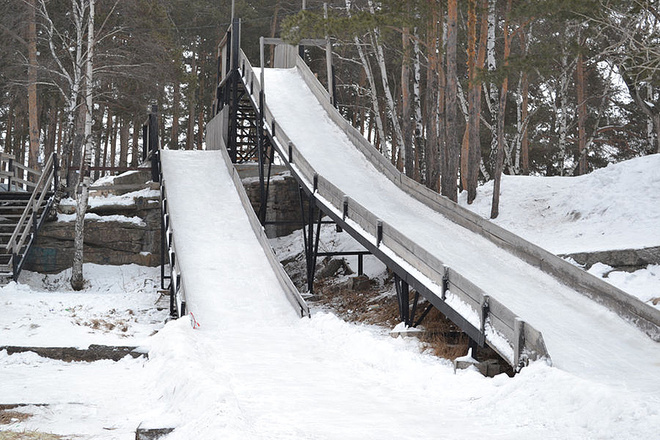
xmin=70 ymin=0 xmax=95 ymax=291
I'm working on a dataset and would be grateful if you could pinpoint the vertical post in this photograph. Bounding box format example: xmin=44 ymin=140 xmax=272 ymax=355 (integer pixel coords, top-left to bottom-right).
xmin=228 ymin=18 xmax=241 ymax=163
xmin=324 ymin=3 xmax=334 ymax=106
xmin=8 ymin=157 xmax=13 ymax=192
xmin=514 ymin=318 xmax=525 ymax=370
xmin=149 ymin=104 xmax=160 ymax=183
xmin=160 ymin=197 xmax=167 ymax=290
xmin=257 ymin=37 xmax=267 ymax=224
xmin=53 ymin=153 xmax=59 ymax=192
xmin=299 ymin=0 xmax=307 ymax=58
xmin=395 ymin=274 xmax=410 ymax=326
xmin=142 ymin=122 xmax=148 ymax=163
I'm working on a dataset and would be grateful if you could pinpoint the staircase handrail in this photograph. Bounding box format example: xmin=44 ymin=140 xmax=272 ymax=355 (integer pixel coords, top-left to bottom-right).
xmin=0 ymin=152 xmax=43 ymax=192
xmin=6 ymin=153 xmax=58 ymax=256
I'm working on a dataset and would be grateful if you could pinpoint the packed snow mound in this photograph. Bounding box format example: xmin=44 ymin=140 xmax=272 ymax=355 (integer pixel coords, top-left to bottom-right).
xmin=460 ymin=154 xmax=660 ymax=254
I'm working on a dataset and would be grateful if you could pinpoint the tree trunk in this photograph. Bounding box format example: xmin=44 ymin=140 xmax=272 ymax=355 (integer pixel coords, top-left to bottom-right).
xmin=521 ymin=69 xmax=530 ymax=174
xmin=171 ymin=76 xmax=180 ymax=149
xmin=466 ymin=0 xmax=487 ymax=204
xmin=45 ymin=105 xmax=58 ymax=160
xmin=27 ymin=0 xmax=40 ymax=175
xmin=413 ymin=29 xmax=424 ymax=182
xmin=71 ymin=0 xmax=94 ymax=291
xmin=486 ymin=0 xmax=499 ymax=172
xmin=109 ymin=113 xmax=117 ymax=169
xmin=102 ymin=108 xmax=111 ymax=171
xmin=131 ymin=118 xmax=140 ymax=167
xmin=576 ymin=49 xmax=587 ymax=175
xmin=92 ymin=103 xmax=105 ymax=181
xmin=186 ymin=50 xmax=197 ymax=150
xmin=197 ymin=55 xmax=206 ymax=149
xmin=490 ymin=0 xmax=512 ymax=219
xmin=443 ymin=0 xmax=459 ymax=202
xmin=401 ymin=26 xmax=414 ymax=177
xmin=425 ymin=0 xmax=443 ymax=192
xmin=119 ymin=118 xmax=129 ymax=168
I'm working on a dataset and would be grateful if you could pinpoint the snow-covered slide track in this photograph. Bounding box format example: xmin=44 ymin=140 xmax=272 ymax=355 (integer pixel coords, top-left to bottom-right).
xmin=159 ymin=148 xmax=308 ymax=327
xmin=207 ymin=45 xmax=660 ymax=394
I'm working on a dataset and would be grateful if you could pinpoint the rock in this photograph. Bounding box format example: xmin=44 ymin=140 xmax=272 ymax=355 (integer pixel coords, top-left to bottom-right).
xmin=24 ymin=191 xmax=161 ymax=273
xmin=350 ymin=275 xmax=371 ymax=291
xmin=135 ymin=424 xmax=175 ymax=440
xmin=317 ymin=258 xmax=346 ymax=279
xmin=563 ymin=246 xmax=660 ymax=271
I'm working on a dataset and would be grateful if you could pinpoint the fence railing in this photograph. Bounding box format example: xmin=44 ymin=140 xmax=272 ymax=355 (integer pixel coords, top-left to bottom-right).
xmin=5 ymin=152 xmax=58 ymax=279
xmin=0 ymin=153 xmax=44 ymax=192
xmin=235 ymin=47 xmax=551 ymax=369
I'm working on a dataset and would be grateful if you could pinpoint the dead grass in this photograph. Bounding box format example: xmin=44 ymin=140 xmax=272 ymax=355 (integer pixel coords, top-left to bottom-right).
xmin=0 ymin=409 xmax=67 ymax=440
xmin=314 ymin=274 xmax=470 ymax=361
xmin=0 ymin=410 xmax=31 ymax=426
xmin=0 ymin=432 xmax=65 ymax=439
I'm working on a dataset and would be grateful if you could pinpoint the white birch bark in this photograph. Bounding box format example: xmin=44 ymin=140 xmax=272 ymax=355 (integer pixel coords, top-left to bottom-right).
xmin=367 ymin=0 xmax=404 ymax=163
xmin=413 ymin=29 xmax=423 ymax=149
xmin=71 ymin=0 xmax=94 ymax=290
xmin=486 ymin=0 xmax=499 ymax=165
xmin=345 ymin=0 xmax=387 ymax=154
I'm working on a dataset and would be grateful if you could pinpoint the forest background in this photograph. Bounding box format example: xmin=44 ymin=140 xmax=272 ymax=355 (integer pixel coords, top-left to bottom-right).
xmin=1 ymin=0 xmax=658 ymax=218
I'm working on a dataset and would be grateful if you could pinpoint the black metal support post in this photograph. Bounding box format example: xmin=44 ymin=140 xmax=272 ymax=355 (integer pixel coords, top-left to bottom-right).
xmin=227 ymin=18 xmax=241 ymax=163
xmin=395 ymin=274 xmax=410 ymax=325
xmin=299 ymin=185 xmax=325 ymax=294
xmin=148 ymin=104 xmax=160 ymax=183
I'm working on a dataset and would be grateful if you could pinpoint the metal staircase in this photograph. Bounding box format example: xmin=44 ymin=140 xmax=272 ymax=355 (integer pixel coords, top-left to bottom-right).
xmin=0 ymin=153 xmax=58 ymax=282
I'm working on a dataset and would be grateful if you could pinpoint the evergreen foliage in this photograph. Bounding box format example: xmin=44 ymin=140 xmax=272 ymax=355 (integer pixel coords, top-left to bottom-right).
xmin=0 ymin=0 xmax=657 ymax=204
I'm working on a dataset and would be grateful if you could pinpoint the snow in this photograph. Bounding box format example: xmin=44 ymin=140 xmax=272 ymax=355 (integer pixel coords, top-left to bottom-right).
xmin=57 ymin=212 xmax=146 ymax=226
xmin=3 ymin=262 xmax=659 ymax=438
xmin=260 ymin=67 xmax=660 ymax=397
xmin=458 ymin=155 xmax=660 ymax=254
xmin=0 ymin=264 xmax=167 ymax=438
xmin=588 ymin=263 xmax=660 ymax=308
xmin=88 ymin=188 xmax=160 ymax=208
xmin=456 ymin=156 xmax=660 ymax=309
xmin=2 ymin=67 xmax=659 ymax=438
xmin=0 ymin=264 xmax=165 ymax=348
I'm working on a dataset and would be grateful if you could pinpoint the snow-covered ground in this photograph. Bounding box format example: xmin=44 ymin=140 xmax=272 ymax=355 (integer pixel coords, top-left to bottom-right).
xmin=458 ymin=154 xmax=660 ymax=310
xmin=2 ymin=262 xmax=658 ymax=439
xmin=0 ymin=264 xmax=168 ymax=438
xmin=0 ymin=98 xmax=658 ymax=439
xmin=459 ymin=154 xmax=660 ymax=255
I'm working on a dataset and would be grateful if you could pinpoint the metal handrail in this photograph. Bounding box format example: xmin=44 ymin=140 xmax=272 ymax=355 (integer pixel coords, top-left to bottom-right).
xmin=6 ymin=153 xmax=57 ymax=256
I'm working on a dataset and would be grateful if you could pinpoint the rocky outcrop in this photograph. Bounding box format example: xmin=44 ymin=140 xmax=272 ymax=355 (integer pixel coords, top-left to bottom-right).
xmin=237 ymin=164 xmax=304 ymax=238
xmin=23 ymin=191 xmax=161 ymax=273
xmin=562 ymin=246 xmax=660 ymax=271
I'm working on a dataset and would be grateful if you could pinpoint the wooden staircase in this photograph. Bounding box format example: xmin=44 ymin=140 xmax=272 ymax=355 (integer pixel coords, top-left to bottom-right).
xmin=0 ymin=153 xmax=58 ymax=283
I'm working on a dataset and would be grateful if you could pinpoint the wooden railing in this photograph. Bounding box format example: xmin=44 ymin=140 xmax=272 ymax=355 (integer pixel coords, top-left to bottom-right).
xmin=0 ymin=153 xmax=43 ymax=192
xmin=5 ymin=153 xmax=58 ymax=279
xmin=233 ymin=48 xmax=551 ymax=369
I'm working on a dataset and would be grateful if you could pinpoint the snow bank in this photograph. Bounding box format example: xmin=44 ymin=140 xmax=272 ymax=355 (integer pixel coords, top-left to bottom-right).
xmin=460 ymin=154 xmax=660 ymax=254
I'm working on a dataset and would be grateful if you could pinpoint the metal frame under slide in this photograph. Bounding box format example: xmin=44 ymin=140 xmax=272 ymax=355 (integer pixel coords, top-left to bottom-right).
xmin=232 ymin=48 xmax=548 ymax=372
xmin=297 ymin=184 xmax=372 ymax=295
xmin=209 ymin=20 xmax=552 ymax=370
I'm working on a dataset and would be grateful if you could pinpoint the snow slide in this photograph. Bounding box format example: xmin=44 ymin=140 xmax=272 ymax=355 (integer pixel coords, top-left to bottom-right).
xmin=159 ymin=149 xmax=308 ymax=327
xmin=246 ymin=63 xmax=660 ymax=395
